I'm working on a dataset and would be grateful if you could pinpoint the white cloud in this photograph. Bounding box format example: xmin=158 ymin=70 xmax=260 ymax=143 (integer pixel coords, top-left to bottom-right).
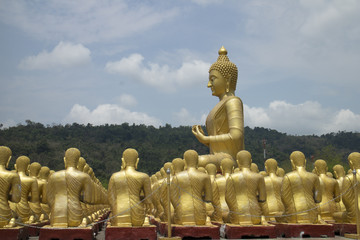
xmin=105 ymin=53 xmax=210 ymax=91
xmin=172 ymin=108 xmax=207 ymax=126
xmin=245 ymin=100 xmax=360 ymax=135
xmin=18 ymin=41 xmax=91 ymax=70
xmin=64 ymin=104 xmax=161 ymax=127
xmin=0 ymin=0 xmax=178 ymax=43
xmin=115 ymin=94 xmax=138 ymax=108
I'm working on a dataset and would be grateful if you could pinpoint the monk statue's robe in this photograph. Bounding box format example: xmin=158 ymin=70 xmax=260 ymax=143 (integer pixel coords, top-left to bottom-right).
xmin=47 ymin=168 xmax=93 ymax=227
xmin=225 ymin=168 xmax=266 ymax=225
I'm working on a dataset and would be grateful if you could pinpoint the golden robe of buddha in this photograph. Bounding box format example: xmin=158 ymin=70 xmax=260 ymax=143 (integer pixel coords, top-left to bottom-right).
xmin=340 ymin=152 xmax=360 ymax=223
xmin=47 ymin=148 xmax=93 ymax=227
xmin=262 ymin=158 xmax=284 ymax=222
xmin=333 ymin=164 xmax=346 ymax=212
xmin=170 ymin=150 xmax=212 ymax=225
xmin=192 ymin=46 xmax=244 ymax=170
xmin=314 ymin=159 xmax=340 ymax=221
xmin=225 ymin=150 xmax=266 ymax=225
xmin=108 ymin=148 xmax=152 ymax=227
xmin=281 ymin=151 xmax=321 ymax=224
xmin=0 ymin=146 xmax=21 ymax=228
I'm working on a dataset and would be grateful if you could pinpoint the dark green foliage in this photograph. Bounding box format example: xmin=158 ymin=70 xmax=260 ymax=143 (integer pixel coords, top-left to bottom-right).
xmin=0 ymin=121 xmax=359 ymax=187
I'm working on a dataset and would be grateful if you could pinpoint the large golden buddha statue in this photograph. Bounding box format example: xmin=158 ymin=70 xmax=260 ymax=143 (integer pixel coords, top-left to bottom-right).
xmin=225 ymin=150 xmax=266 ymax=225
xmin=108 ymin=148 xmax=152 ymax=227
xmin=192 ymin=46 xmax=244 ymax=170
xmin=262 ymin=158 xmax=284 ymax=222
xmin=340 ymin=152 xmax=360 ymax=223
xmin=47 ymin=148 xmax=93 ymax=227
xmin=314 ymin=159 xmax=340 ymax=222
xmin=281 ymin=151 xmax=321 ymax=224
xmin=170 ymin=150 xmax=212 ymax=225
xmin=0 ymin=146 xmax=21 ymax=228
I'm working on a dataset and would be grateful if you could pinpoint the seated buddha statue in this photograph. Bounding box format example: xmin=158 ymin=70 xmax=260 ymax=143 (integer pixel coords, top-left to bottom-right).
xmin=29 ymin=162 xmax=43 ymax=222
xmin=215 ymin=158 xmax=233 ymax=222
xmin=108 ymin=148 xmax=152 ymax=227
xmin=262 ymin=158 xmax=284 ymax=222
xmin=47 ymin=148 xmax=93 ymax=227
xmin=333 ymin=164 xmax=346 ymax=212
xmin=170 ymin=150 xmax=212 ymax=225
xmin=38 ymin=166 xmax=50 ymax=221
xmin=225 ymin=150 xmax=266 ymax=225
xmin=0 ymin=146 xmax=21 ymax=228
xmin=340 ymin=152 xmax=360 ymax=223
xmin=314 ymin=159 xmax=340 ymax=222
xmin=205 ymin=163 xmax=222 ymax=222
xmin=192 ymin=46 xmax=244 ymax=170
xmin=280 ymin=151 xmax=321 ymax=224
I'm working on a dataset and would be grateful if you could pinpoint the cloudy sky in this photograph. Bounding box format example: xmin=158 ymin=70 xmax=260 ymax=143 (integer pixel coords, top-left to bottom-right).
xmin=1 ymin=0 xmax=360 ymax=135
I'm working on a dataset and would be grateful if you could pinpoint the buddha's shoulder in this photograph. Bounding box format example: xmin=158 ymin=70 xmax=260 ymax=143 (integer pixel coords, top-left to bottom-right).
xmin=224 ymin=96 xmax=243 ymax=104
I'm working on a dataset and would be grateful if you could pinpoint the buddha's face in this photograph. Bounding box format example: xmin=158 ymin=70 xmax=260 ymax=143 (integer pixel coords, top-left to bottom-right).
xmin=208 ymin=70 xmax=227 ymax=97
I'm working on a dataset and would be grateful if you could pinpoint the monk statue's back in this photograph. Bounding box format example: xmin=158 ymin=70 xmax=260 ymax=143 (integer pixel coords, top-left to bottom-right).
xmin=47 ymin=148 xmax=93 ymax=227
xmin=192 ymin=47 xmax=244 ymax=170
xmin=0 ymin=146 xmax=21 ymax=228
xmin=225 ymin=150 xmax=266 ymax=225
xmin=170 ymin=150 xmax=212 ymax=225
xmin=108 ymin=148 xmax=152 ymax=227
xmin=281 ymin=151 xmax=321 ymax=223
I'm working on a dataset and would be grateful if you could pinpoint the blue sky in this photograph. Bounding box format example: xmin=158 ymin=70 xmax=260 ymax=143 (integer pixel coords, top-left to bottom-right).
xmin=0 ymin=0 xmax=359 ymax=135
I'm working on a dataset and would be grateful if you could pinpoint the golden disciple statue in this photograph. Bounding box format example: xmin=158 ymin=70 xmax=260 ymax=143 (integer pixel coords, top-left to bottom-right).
xmin=215 ymin=158 xmax=233 ymax=222
xmin=281 ymin=151 xmax=321 ymax=224
xmin=314 ymin=159 xmax=340 ymax=222
xmin=47 ymin=148 xmax=93 ymax=227
xmin=340 ymin=152 xmax=360 ymax=223
xmin=29 ymin=162 xmax=43 ymax=222
xmin=14 ymin=156 xmax=40 ymax=224
xmin=170 ymin=150 xmax=212 ymax=225
xmin=38 ymin=166 xmax=50 ymax=221
xmin=108 ymin=148 xmax=152 ymax=227
xmin=225 ymin=150 xmax=266 ymax=225
xmin=205 ymin=163 xmax=222 ymax=222
xmin=0 ymin=146 xmax=21 ymax=228
xmin=192 ymin=46 xmax=244 ymax=170
xmin=333 ymin=164 xmax=346 ymax=212
xmin=262 ymin=158 xmax=284 ymax=222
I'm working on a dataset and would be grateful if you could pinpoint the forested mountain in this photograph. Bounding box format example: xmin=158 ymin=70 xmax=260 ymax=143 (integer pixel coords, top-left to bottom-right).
xmin=0 ymin=120 xmax=359 ymax=187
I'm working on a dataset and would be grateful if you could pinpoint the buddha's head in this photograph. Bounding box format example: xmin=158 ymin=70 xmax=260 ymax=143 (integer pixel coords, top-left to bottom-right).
xmin=290 ymin=151 xmax=306 ymax=170
xmin=29 ymin=162 xmax=41 ymax=177
xmin=184 ymin=150 xmax=199 ymax=169
xmin=77 ymin=157 xmax=86 ymax=171
xmin=208 ymin=46 xmax=238 ymax=97
xmin=15 ymin=156 xmax=30 ymax=174
xmin=276 ymin=167 xmax=285 ymax=177
xmin=251 ymin=163 xmax=259 ymax=173
xmin=205 ymin=163 xmax=217 ymax=176
xmin=333 ymin=164 xmax=345 ymax=179
xmin=39 ymin=166 xmax=50 ymax=180
xmin=348 ymin=152 xmax=360 ymax=170
xmin=220 ymin=158 xmax=234 ymax=174
xmin=64 ymin=148 xmax=81 ymax=169
xmin=265 ymin=158 xmax=278 ymax=174
xmin=0 ymin=146 xmax=12 ymax=168
xmin=236 ymin=150 xmax=252 ymax=169
xmin=172 ymin=158 xmax=185 ymax=173
xmin=122 ymin=148 xmax=139 ymax=169
xmin=314 ymin=159 xmax=327 ymax=175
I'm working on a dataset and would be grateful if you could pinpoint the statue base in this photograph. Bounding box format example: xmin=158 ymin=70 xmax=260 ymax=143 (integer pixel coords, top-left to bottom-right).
xmin=273 ymin=223 xmax=335 ymax=238
xmin=333 ymin=223 xmax=357 ymax=236
xmin=0 ymin=226 xmax=28 ymax=240
xmin=28 ymin=221 xmax=49 ymax=236
xmin=39 ymin=225 xmax=95 ymax=240
xmin=159 ymin=223 xmax=220 ymax=239
xmin=222 ymin=224 xmax=277 ymax=239
xmin=105 ymin=225 xmax=157 ymax=240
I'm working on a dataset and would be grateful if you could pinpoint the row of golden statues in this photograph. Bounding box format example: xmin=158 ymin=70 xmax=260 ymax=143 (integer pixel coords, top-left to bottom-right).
xmin=0 ymin=146 xmax=108 ymax=228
